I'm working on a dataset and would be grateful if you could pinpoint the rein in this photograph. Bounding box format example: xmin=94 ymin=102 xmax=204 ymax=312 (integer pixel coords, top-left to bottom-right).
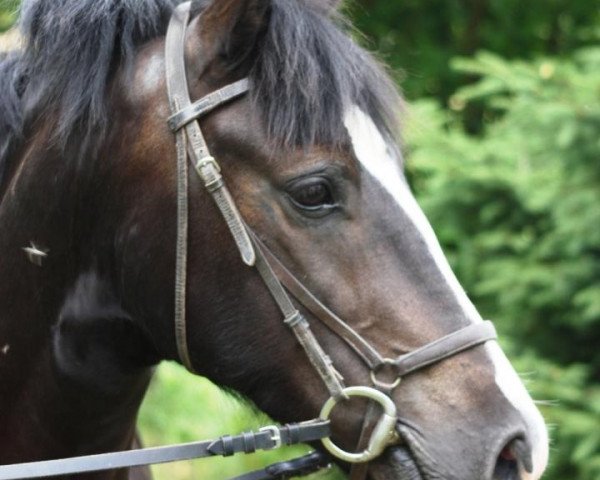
xmin=0 ymin=2 xmax=497 ymax=479
xmin=0 ymin=423 xmax=331 ymax=480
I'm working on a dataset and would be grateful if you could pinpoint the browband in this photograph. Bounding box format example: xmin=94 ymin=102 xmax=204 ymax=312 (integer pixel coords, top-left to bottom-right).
xmin=168 ymin=78 xmax=250 ymax=133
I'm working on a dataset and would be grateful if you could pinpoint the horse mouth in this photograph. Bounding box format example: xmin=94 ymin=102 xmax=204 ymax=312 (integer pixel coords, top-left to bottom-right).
xmin=367 ymin=446 xmax=425 ymax=480
xmin=366 ymin=423 xmax=444 ymax=480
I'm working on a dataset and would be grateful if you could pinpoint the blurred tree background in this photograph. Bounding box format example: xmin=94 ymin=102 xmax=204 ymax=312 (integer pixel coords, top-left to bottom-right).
xmin=1 ymin=0 xmax=598 ymax=478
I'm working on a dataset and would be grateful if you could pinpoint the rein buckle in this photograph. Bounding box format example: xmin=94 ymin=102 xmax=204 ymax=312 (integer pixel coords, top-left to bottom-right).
xmin=259 ymin=425 xmax=283 ymax=450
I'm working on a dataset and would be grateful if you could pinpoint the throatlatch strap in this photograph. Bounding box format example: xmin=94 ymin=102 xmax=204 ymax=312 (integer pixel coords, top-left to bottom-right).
xmin=166 ymin=2 xmax=255 ymax=268
xmin=165 ymin=2 xmax=346 ymax=399
xmin=165 ymin=4 xmax=194 ymax=371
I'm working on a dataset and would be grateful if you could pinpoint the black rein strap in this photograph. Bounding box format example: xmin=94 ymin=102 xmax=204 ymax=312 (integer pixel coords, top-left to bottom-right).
xmin=234 ymin=452 xmax=330 ymax=480
xmin=0 ymin=422 xmax=331 ymax=480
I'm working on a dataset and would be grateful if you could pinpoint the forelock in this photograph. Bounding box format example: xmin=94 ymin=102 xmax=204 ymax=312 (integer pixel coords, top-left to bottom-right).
xmin=249 ymin=0 xmax=402 ymax=149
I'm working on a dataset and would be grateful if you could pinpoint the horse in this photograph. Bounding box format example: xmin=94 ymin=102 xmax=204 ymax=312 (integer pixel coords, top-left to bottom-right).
xmin=0 ymin=0 xmax=549 ymax=479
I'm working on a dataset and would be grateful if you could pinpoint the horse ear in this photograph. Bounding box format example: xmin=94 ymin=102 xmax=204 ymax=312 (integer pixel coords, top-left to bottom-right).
xmin=191 ymin=0 xmax=271 ymax=72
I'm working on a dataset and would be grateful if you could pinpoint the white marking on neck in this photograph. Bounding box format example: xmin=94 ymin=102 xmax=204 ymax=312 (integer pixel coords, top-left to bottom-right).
xmin=343 ymin=105 xmax=548 ymax=478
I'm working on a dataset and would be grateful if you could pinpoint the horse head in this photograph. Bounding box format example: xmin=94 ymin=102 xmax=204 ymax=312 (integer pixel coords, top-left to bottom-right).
xmin=0 ymin=0 xmax=548 ymax=478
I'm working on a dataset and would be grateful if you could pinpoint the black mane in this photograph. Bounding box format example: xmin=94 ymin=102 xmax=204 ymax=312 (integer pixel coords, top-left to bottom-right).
xmin=19 ymin=0 xmax=178 ymax=144
xmin=0 ymin=52 xmax=23 ymax=186
xmin=0 ymin=0 xmax=401 ymax=182
xmin=0 ymin=0 xmax=178 ymax=185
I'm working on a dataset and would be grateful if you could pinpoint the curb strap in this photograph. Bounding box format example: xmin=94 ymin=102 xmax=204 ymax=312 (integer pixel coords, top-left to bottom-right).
xmin=0 ymin=421 xmax=330 ymax=480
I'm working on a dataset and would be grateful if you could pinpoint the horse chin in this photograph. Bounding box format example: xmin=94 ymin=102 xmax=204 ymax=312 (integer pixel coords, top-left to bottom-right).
xmin=367 ymin=424 xmax=446 ymax=480
xmin=367 ymin=447 xmax=425 ymax=480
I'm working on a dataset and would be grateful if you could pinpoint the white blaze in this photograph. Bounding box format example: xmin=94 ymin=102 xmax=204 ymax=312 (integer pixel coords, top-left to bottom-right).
xmin=343 ymin=105 xmax=549 ymax=478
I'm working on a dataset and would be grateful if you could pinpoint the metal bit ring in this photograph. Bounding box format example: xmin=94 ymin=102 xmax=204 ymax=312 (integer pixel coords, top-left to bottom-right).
xmin=319 ymin=386 xmax=398 ymax=463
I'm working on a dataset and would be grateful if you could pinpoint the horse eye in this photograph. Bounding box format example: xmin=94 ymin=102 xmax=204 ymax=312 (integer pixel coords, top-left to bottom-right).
xmin=288 ymin=178 xmax=336 ymax=212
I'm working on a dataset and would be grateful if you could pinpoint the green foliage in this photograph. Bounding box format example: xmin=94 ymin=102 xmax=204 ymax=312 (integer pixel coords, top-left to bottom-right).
xmin=350 ymin=0 xmax=600 ymax=102
xmin=505 ymin=350 xmax=600 ymax=480
xmin=406 ymin=48 xmax=600 ymax=479
xmin=0 ymin=0 xmax=19 ymax=32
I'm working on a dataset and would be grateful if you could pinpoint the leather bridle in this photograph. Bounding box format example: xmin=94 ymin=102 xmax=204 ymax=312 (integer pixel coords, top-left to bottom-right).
xmin=0 ymin=3 xmax=498 ymax=479
xmin=167 ymin=0 xmax=497 ymax=475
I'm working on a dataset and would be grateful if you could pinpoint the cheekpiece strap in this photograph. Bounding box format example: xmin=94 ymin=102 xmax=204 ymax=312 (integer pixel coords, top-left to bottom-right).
xmin=165 ymin=2 xmax=255 ymax=268
xmin=250 ymin=231 xmax=347 ymax=400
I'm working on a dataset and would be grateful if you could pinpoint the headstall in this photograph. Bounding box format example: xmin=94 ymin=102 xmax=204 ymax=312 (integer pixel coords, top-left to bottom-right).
xmin=0 ymin=3 xmax=497 ymax=479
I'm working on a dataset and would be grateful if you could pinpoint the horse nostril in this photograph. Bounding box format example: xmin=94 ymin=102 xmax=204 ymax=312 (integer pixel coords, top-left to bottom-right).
xmin=499 ymin=444 xmax=517 ymax=461
xmin=511 ymin=438 xmax=534 ymax=473
xmin=494 ymin=437 xmax=534 ymax=479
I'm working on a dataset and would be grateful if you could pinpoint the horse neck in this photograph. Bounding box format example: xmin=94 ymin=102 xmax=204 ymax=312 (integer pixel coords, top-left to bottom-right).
xmin=0 ymin=135 xmax=153 ymax=465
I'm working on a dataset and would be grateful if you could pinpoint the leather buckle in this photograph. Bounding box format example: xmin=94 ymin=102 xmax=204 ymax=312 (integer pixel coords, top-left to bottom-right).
xmin=259 ymin=425 xmax=282 ymax=450
xmin=195 ymin=155 xmax=221 ymax=173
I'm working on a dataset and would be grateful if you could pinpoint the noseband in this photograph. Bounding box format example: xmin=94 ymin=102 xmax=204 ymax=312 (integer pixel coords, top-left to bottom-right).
xmin=166 ymin=0 xmax=497 ymax=473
